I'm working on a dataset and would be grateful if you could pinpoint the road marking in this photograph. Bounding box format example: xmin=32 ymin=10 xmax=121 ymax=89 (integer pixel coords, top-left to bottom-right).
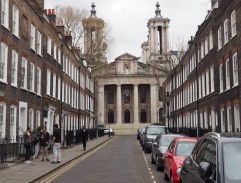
xmin=39 ymin=137 xmax=116 ymax=183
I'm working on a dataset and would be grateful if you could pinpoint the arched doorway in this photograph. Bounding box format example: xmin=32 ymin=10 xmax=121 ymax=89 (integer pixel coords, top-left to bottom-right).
xmin=140 ymin=109 xmax=147 ymax=123
xmin=108 ymin=109 xmax=114 ymax=124
xmin=124 ymin=109 xmax=130 ymax=123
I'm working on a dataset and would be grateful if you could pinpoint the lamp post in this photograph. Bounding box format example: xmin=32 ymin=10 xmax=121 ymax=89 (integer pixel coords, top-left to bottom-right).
xmin=166 ymin=92 xmax=171 ymax=128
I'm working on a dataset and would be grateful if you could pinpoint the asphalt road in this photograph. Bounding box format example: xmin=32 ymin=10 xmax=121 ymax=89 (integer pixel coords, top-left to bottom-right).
xmin=40 ymin=136 xmax=167 ymax=183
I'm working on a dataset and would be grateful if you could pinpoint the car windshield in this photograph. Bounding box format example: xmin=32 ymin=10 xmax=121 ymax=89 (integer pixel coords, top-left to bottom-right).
xmin=175 ymin=141 xmax=196 ymax=156
xmin=160 ymin=136 xmax=177 ymax=146
xmin=223 ymin=142 xmax=241 ymax=182
xmin=147 ymin=127 xmax=168 ymax=135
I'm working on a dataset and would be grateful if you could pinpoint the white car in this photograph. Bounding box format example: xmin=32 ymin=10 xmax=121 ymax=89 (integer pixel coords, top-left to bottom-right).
xmin=104 ymin=128 xmax=113 ymax=135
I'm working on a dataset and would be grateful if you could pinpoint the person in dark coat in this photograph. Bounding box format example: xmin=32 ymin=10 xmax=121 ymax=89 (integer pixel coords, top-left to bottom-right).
xmin=51 ymin=124 xmax=61 ymax=163
xmin=23 ymin=127 xmax=32 ymax=163
xmin=80 ymin=126 xmax=89 ymax=151
xmin=39 ymin=126 xmax=50 ymax=161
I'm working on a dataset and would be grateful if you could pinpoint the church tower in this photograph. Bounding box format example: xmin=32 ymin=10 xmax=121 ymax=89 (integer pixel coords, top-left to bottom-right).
xmin=141 ymin=2 xmax=170 ymax=64
xmin=82 ymin=3 xmax=107 ymax=67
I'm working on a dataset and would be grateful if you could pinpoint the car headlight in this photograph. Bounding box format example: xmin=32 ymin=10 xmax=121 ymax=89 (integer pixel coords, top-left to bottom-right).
xmin=177 ymin=168 xmax=181 ymax=176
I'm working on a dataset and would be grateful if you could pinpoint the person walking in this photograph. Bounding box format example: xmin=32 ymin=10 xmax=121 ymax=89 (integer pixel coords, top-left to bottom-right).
xmin=80 ymin=126 xmax=89 ymax=151
xmin=39 ymin=126 xmax=50 ymax=161
xmin=23 ymin=127 xmax=32 ymax=163
xmin=51 ymin=124 xmax=61 ymax=163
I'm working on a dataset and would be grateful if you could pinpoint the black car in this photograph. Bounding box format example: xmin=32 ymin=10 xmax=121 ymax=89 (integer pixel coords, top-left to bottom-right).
xmin=180 ymin=132 xmax=241 ymax=183
xmin=151 ymin=133 xmax=185 ymax=171
xmin=142 ymin=125 xmax=169 ymax=153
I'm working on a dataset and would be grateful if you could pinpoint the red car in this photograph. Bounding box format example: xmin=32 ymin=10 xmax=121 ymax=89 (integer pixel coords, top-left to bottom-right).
xmin=164 ymin=137 xmax=197 ymax=183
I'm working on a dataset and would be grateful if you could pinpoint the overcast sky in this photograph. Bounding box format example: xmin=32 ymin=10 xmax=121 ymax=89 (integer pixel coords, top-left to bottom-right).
xmin=45 ymin=0 xmax=211 ymax=62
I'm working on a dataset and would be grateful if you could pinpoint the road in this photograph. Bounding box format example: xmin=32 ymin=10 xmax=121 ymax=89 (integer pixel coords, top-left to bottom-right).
xmin=38 ymin=136 xmax=167 ymax=183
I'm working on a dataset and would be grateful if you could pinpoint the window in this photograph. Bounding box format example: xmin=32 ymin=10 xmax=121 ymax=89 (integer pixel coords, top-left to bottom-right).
xmin=218 ymin=27 xmax=222 ymax=50
xmin=210 ymin=66 xmax=214 ymax=92
xmin=107 ymin=91 xmax=114 ymax=104
xmin=12 ymin=5 xmax=19 ymax=37
xmin=227 ymin=107 xmax=232 ymax=132
xmin=225 ymin=59 xmax=230 ymax=90
xmin=140 ymin=87 xmax=147 ymax=103
xmin=29 ymin=63 xmax=35 ymax=92
xmin=52 ymin=73 xmax=56 ymax=98
xmin=224 ymin=19 xmax=229 ymax=45
xmin=201 ymin=42 xmax=204 ymax=59
xmin=46 ymin=69 xmax=51 ymax=95
xmin=47 ymin=37 xmax=52 ymax=55
xmin=11 ymin=50 xmax=18 ymax=86
xmin=234 ymin=105 xmax=240 ymax=132
xmin=219 ymin=64 xmax=223 ymax=92
xmin=202 ymin=73 xmax=205 ymax=97
xmin=53 ymin=43 xmax=56 ymax=60
xmin=21 ymin=57 xmax=27 ymax=89
xmin=0 ymin=103 xmax=6 ymax=138
xmin=231 ymin=10 xmax=236 ymax=37
xmin=30 ymin=24 xmax=36 ymax=50
xmin=1 ymin=0 xmax=9 ymax=28
xmin=232 ymin=53 xmax=238 ymax=86
xmin=0 ymin=42 xmax=8 ymax=83
xmin=37 ymin=31 xmax=42 ymax=55
xmin=209 ymin=30 xmax=213 ymax=50
xmin=36 ymin=67 xmax=41 ymax=95
xmin=58 ymin=77 xmax=61 ymax=100
xmin=10 ymin=105 xmax=17 ymax=141
xmin=36 ymin=110 xmax=40 ymax=128
xmin=123 ymin=89 xmax=131 ymax=104
xmin=205 ymin=37 xmax=208 ymax=55
xmin=206 ymin=70 xmax=209 ymax=95
xmin=58 ymin=49 xmax=61 ymax=64
xmin=220 ymin=108 xmax=225 ymax=132
xmin=29 ymin=109 xmax=34 ymax=129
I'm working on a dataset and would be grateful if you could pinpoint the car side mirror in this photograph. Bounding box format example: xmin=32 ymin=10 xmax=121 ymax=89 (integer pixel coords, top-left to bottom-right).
xmin=164 ymin=152 xmax=173 ymax=158
xmin=153 ymin=142 xmax=157 ymax=146
xmin=198 ymin=161 xmax=212 ymax=179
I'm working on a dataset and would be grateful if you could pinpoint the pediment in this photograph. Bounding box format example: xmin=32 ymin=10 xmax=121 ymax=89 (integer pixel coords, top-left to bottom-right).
xmin=115 ymin=52 xmax=138 ymax=61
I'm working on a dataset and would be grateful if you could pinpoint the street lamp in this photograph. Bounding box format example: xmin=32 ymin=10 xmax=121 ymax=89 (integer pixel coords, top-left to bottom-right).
xmin=166 ymin=92 xmax=171 ymax=128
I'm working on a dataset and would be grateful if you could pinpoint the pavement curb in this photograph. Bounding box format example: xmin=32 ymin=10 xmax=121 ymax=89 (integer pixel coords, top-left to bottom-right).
xmin=28 ymin=137 xmax=113 ymax=183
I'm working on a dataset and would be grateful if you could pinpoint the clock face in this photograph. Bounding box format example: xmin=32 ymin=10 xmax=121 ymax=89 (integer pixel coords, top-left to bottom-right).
xmin=124 ymin=62 xmax=130 ymax=70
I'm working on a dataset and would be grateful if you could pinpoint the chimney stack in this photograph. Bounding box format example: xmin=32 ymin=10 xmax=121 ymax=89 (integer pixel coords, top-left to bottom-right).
xmin=64 ymin=32 xmax=72 ymax=47
xmin=56 ymin=19 xmax=65 ymax=35
xmin=45 ymin=9 xmax=56 ymax=27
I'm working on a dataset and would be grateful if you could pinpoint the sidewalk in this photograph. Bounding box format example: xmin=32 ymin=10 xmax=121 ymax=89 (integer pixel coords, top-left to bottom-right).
xmin=0 ymin=136 xmax=112 ymax=183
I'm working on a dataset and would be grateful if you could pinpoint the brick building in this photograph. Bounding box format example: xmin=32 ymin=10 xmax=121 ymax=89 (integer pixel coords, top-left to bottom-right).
xmin=0 ymin=0 xmax=96 ymax=142
xmin=163 ymin=0 xmax=241 ymax=134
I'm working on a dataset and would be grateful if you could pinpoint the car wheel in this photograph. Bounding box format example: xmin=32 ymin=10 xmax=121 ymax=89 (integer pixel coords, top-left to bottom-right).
xmin=144 ymin=145 xmax=149 ymax=153
xmin=151 ymin=153 xmax=155 ymax=164
xmin=156 ymin=157 xmax=161 ymax=171
xmin=164 ymin=170 xmax=169 ymax=181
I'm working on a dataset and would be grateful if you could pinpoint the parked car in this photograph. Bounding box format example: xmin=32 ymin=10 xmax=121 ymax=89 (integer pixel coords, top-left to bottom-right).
xmin=164 ymin=137 xmax=197 ymax=183
xmin=142 ymin=125 xmax=169 ymax=153
xmin=151 ymin=133 xmax=185 ymax=170
xmin=104 ymin=128 xmax=113 ymax=135
xmin=137 ymin=127 xmax=145 ymax=140
xmin=180 ymin=132 xmax=241 ymax=183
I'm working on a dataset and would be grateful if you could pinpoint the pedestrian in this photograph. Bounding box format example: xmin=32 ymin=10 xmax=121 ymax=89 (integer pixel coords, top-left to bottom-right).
xmin=80 ymin=126 xmax=89 ymax=151
xmin=51 ymin=124 xmax=61 ymax=163
xmin=39 ymin=126 xmax=50 ymax=161
xmin=23 ymin=127 xmax=32 ymax=164
xmin=33 ymin=126 xmax=41 ymax=159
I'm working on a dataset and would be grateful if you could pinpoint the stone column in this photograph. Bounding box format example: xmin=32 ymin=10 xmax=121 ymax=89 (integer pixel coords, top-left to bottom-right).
xmin=116 ymin=84 xmax=122 ymax=124
xmin=98 ymin=84 xmax=105 ymax=125
xmin=133 ymin=84 xmax=139 ymax=124
xmin=150 ymin=84 xmax=157 ymax=123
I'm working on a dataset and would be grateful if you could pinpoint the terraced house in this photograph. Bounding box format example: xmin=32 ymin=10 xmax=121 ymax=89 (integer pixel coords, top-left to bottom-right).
xmin=0 ymin=0 xmax=97 ymax=143
xmin=163 ymin=0 xmax=241 ymax=135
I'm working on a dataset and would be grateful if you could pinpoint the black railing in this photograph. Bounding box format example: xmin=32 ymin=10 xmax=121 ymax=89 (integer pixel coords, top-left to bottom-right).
xmin=169 ymin=128 xmax=212 ymax=137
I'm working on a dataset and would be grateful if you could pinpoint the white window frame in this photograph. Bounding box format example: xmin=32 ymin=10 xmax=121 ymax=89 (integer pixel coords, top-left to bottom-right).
xmin=58 ymin=77 xmax=61 ymax=100
xmin=21 ymin=57 xmax=27 ymax=89
xmin=232 ymin=53 xmax=238 ymax=86
xmin=225 ymin=59 xmax=230 ymax=90
xmin=47 ymin=37 xmax=52 ymax=55
xmin=210 ymin=65 xmax=214 ymax=92
xmin=29 ymin=109 xmax=34 ymax=129
xmin=227 ymin=107 xmax=232 ymax=132
xmin=46 ymin=69 xmax=51 ymax=95
xmin=36 ymin=110 xmax=40 ymax=128
xmin=10 ymin=105 xmax=17 ymax=142
xmin=209 ymin=30 xmax=213 ymax=50
xmin=234 ymin=105 xmax=240 ymax=132
xmin=37 ymin=31 xmax=42 ymax=55
xmin=0 ymin=42 xmax=8 ymax=83
xmin=218 ymin=27 xmax=222 ymax=50
xmin=224 ymin=19 xmax=229 ymax=45
xmin=12 ymin=5 xmax=19 ymax=37
xmin=206 ymin=70 xmax=209 ymax=95
xmin=36 ymin=67 xmax=41 ymax=95
xmin=231 ymin=10 xmax=237 ymax=38
xmin=205 ymin=37 xmax=208 ymax=55
xmin=11 ymin=50 xmax=18 ymax=87
xmin=220 ymin=108 xmax=225 ymax=132
xmin=1 ymin=0 xmax=9 ymax=28
xmin=219 ymin=64 xmax=223 ymax=92
xmin=30 ymin=24 xmax=36 ymax=50
xmin=0 ymin=103 xmax=6 ymax=138
xmin=29 ymin=63 xmax=35 ymax=92
xmin=52 ymin=73 xmax=56 ymax=98
xmin=53 ymin=43 xmax=57 ymax=60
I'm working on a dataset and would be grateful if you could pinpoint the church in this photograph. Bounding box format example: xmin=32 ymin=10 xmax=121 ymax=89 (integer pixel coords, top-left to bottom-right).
xmin=83 ymin=2 xmax=171 ymax=134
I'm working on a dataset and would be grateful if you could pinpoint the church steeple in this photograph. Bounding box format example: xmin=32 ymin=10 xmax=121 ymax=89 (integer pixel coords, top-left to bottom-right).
xmin=155 ymin=2 xmax=161 ymax=17
xmin=90 ymin=2 xmax=97 ymax=18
